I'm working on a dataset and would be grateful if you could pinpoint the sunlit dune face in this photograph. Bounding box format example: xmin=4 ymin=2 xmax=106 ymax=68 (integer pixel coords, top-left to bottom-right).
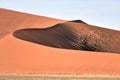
xmin=0 ymin=8 xmax=66 ymax=40
xmin=13 ymin=21 xmax=120 ymax=53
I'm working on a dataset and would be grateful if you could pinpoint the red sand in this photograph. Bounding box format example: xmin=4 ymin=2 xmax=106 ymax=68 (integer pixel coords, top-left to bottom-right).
xmin=0 ymin=8 xmax=120 ymax=75
xmin=0 ymin=8 xmax=65 ymax=39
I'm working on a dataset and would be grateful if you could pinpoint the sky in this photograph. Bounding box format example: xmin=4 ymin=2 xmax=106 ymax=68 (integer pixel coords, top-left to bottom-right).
xmin=0 ymin=0 xmax=120 ymax=30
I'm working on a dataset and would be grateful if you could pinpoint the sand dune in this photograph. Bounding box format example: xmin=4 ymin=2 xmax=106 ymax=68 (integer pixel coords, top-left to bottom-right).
xmin=0 ymin=8 xmax=65 ymax=39
xmin=13 ymin=21 xmax=120 ymax=53
xmin=0 ymin=8 xmax=120 ymax=75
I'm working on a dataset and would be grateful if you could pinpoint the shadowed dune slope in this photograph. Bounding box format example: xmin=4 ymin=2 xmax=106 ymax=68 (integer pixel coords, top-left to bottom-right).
xmin=0 ymin=8 xmax=66 ymax=39
xmin=13 ymin=21 xmax=120 ymax=53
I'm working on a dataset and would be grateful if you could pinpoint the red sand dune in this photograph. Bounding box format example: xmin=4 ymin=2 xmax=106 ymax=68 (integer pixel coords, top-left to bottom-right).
xmin=0 ymin=8 xmax=65 ymax=39
xmin=0 ymin=8 xmax=120 ymax=75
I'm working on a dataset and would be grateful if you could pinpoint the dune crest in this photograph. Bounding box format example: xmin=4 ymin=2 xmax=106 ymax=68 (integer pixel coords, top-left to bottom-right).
xmin=0 ymin=8 xmax=65 ymax=39
xmin=13 ymin=21 xmax=120 ymax=53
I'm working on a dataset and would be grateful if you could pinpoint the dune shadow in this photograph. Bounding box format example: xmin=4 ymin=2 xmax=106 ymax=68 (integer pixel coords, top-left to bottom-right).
xmin=13 ymin=20 xmax=101 ymax=52
xmin=13 ymin=28 xmax=98 ymax=52
xmin=13 ymin=20 xmax=120 ymax=53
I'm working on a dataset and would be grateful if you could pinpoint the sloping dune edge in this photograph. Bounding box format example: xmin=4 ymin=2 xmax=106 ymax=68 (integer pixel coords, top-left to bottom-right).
xmin=0 ymin=8 xmax=66 ymax=39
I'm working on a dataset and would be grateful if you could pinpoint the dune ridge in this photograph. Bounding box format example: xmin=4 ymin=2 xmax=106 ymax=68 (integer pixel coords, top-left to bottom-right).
xmin=0 ymin=8 xmax=65 ymax=39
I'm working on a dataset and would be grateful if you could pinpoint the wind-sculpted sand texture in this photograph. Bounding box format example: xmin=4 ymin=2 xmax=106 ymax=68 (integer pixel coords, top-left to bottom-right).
xmin=0 ymin=8 xmax=120 ymax=75
xmin=13 ymin=21 xmax=120 ymax=53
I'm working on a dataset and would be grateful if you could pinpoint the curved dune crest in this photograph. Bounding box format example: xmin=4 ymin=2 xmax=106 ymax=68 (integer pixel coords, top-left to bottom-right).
xmin=13 ymin=21 xmax=120 ymax=53
xmin=0 ymin=8 xmax=65 ymax=39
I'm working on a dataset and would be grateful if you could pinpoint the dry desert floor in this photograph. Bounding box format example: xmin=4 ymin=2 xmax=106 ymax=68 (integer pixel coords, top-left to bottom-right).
xmin=0 ymin=74 xmax=120 ymax=80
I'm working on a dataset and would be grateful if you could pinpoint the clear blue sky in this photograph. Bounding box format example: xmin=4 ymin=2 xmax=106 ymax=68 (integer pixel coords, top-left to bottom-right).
xmin=0 ymin=0 xmax=120 ymax=30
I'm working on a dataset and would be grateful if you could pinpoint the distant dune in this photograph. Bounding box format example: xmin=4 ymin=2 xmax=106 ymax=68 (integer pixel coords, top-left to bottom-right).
xmin=70 ymin=20 xmax=87 ymax=24
xmin=0 ymin=8 xmax=120 ymax=75
xmin=13 ymin=20 xmax=120 ymax=53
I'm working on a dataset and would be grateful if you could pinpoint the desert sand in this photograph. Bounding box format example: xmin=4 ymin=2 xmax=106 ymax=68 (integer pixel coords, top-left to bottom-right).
xmin=0 ymin=8 xmax=120 ymax=75
xmin=0 ymin=8 xmax=65 ymax=39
